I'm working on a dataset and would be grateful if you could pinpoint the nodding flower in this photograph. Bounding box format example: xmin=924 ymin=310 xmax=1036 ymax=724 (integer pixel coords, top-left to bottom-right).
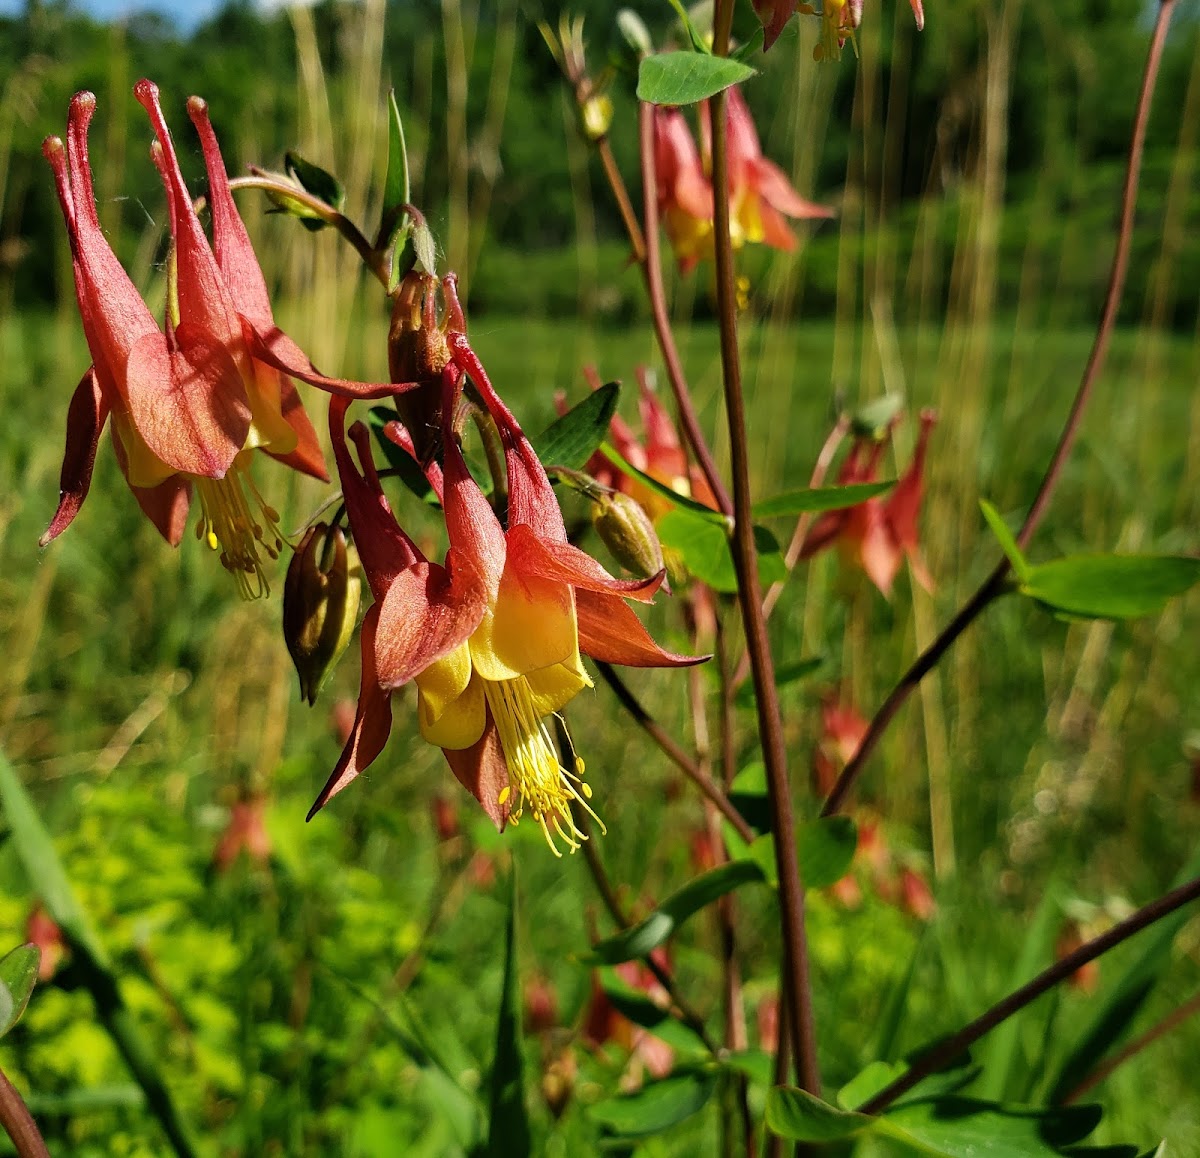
xmin=310 ymin=328 xmax=705 ymax=855
xmin=652 ymin=85 xmax=833 ymax=273
xmin=42 ymin=82 xmax=398 ymax=597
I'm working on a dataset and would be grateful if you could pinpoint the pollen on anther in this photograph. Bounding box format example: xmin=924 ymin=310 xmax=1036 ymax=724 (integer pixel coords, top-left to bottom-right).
xmin=498 ymin=785 xmax=512 ymax=806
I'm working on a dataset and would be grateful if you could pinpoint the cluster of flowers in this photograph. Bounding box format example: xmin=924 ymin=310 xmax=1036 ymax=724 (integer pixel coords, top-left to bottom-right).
xmin=42 ymin=83 xmax=700 ymax=852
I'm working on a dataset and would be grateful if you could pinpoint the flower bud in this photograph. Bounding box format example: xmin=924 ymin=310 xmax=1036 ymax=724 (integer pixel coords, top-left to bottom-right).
xmin=284 ymin=523 xmax=361 ymax=706
xmin=579 ymin=94 xmax=613 ymax=142
xmin=591 ymin=491 xmax=664 ymax=580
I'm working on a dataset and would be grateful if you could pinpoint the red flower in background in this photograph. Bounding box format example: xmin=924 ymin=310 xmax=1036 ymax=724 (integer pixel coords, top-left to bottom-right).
xmin=653 ymin=86 xmax=833 ymax=273
xmin=801 ymin=409 xmax=937 ymax=597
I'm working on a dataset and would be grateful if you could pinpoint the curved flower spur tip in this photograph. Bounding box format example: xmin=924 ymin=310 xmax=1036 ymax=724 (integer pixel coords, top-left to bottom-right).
xmin=752 ymin=0 xmax=800 ymax=50
xmin=40 ymin=368 xmax=108 ymax=547
xmin=575 ymin=589 xmax=708 ymax=669
xmin=327 ymin=398 xmax=423 ymax=600
xmin=265 ymin=378 xmax=329 ymax=483
xmin=184 ymin=93 xmax=274 ymax=327
xmin=307 ymin=605 xmax=394 ymax=820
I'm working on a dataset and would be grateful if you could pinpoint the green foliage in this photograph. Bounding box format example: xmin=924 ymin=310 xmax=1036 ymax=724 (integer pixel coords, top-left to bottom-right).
xmin=753 ymin=481 xmax=895 ymax=520
xmin=655 ymin=509 xmax=787 ymax=593
xmin=483 ymin=872 xmax=529 ymax=1158
xmin=1018 ymin=555 xmax=1200 ymax=621
xmin=0 ymin=943 xmax=39 ymax=1039
xmin=636 ymin=53 xmax=758 ymax=106
xmin=590 ymin=1068 xmax=718 ymax=1138
xmin=532 ymin=381 xmax=621 ymax=470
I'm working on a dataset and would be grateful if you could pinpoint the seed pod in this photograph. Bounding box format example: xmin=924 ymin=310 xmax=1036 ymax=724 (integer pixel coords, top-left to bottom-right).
xmin=591 ymin=491 xmax=664 ymax=579
xmin=283 ymin=524 xmax=361 ymax=706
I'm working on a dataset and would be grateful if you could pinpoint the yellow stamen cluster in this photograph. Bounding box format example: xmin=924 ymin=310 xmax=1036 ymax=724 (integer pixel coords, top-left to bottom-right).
xmin=194 ymin=460 xmax=285 ymax=600
xmin=483 ymin=676 xmax=605 ymax=856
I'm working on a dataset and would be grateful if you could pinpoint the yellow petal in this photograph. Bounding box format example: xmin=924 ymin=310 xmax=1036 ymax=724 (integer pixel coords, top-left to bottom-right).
xmin=243 ymin=362 xmax=298 ymax=455
xmin=470 ymin=567 xmax=577 ymax=682
xmin=417 ymin=652 xmax=485 ymax=750
xmin=114 ymin=413 xmax=176 ymax=488
xmin=525 ymin=652 xmax=592 ymax=717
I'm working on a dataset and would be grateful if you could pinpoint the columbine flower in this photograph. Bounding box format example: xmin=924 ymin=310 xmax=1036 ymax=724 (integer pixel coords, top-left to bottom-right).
xmin=653 ymin=86 xmax=833 ymax=273
xmin=800 ymin=409 xmax=937 ymax=597
xmin=309 ymin=343 xmax=702 ymax=854
xmin=42 ymin=83 xmax=395 ymax=597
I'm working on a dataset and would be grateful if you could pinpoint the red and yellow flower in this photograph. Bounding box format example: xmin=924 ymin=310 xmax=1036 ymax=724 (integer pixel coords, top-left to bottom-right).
xmin=42 ymin=82 xmax=395 ymax=597
xmin=311 ymin=336 xmax=703 ymax=853
xmin=653 ymin=85 xmax=833 ymax=273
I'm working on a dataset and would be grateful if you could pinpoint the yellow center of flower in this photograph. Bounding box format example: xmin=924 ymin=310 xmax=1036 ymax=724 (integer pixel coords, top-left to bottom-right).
xmin=482 ymin=675 xmax=605 ymax=857
xmin=194 ymin=458 xmax=285 ymax=600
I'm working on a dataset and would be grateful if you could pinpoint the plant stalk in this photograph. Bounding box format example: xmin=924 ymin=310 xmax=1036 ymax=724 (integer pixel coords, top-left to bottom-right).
xmin=0 ymin=1069 xmax=49 ymax=1158
xmin=710 ymin=0 xmax=819 ymax=1098
xmin=821 ymin=0 xmax=1176 ymax=817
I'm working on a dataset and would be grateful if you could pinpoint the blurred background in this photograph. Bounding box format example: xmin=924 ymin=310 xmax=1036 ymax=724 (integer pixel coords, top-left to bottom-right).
xmin=0 ymin=0 xmax=1198 ymax=1154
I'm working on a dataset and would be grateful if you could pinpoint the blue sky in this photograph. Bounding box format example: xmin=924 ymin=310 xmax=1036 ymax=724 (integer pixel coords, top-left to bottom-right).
xmin=0 ymin=0 xmax=294 ymax=31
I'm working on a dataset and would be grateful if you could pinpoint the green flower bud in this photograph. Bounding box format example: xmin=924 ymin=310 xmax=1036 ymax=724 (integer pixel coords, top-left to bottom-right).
xmin=579 ymin=94 xmax=613 ymax=142
xmin=284 ymin=524 xmax=361 ymax=706
xmin=591 ymin=491 xmax=664 ymax=580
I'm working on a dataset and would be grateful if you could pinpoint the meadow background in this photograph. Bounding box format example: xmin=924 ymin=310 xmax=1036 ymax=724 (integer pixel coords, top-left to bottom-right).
xmin=0 ymin=0 xmax=1199 ymax=1154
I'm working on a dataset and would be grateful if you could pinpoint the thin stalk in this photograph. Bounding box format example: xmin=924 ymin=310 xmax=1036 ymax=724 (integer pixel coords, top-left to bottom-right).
xmin=597 ymin=137 xmax=646 ymax=263
xmin=1062 ymin=987 xmax=1200 ymax=1105
xmin=595 ymin=661 xmax=754 ymax=844
xmin=0 ymin=1070 xmax=50 ymax=1158
xmin=821 ymin=0 xmax=1176 ymax=817
xmin=637 ymin=102 xmax=734 ymax=518
xmin=573 ymin=804 xmax=719 ymax=1054
xmin=227 ymin=174 xmax=390 ymax=288
xmin=711 ymin=0 xmax=819 ymax=1098
xmin=858 ymin=873 xmax=1200 ymax=1115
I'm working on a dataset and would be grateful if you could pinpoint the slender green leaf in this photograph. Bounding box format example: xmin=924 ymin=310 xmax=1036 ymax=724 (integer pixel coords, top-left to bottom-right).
xmin=0 ymin=944 xmax=39 ymax=1038
xmin=637 ymin=52 xmax=757 ymax=106
xmin=879 ymin=1097 xmax=1103 ymax=1156
xmin=979 ymin=500 xmax=1031 ymax=583
xmin=747 ymin=817 xmax=858 ymax=889
xmin=664 ymin=0 xmax=711 ymax=53
xmin=733 ymin=657 xmax=822 ymax=709
xmin=285 ymin=150 xmax=345 ymax=210
xmin=979 ymin=881 xmax=1061 ymax=1101
xmin=753 ymin=481 xmax=894 ymax=520
xmin=590 ymin=1069 xmax=717 ymax=1137
xmin=533 ymin=383 xmax=620 ymax=471
xmin=599 ymin=444 xmax=728 ymax=523
xmin=656 ymin=508 xmax=787 ymax=593
xmin=874 ymin=935 xmax=928 ymax=1064
xmin=728 ymin=761 xmax=770 ymax=833
xmin=720 ymin=1050 xmax=774 ymax=1087
xmin=485 ymin=871 xmax=529 ymax=1158
xmin=1020 ymin=555 xmax=1200 ymax=620
xmin=1048 ymin=848 xmax=1200 ymax=1101
xmin=25 ymin=1086 xmax=145 ymax=1114
xmin=585 ymin=861 xmax=765 ymax=964
xmin=766 ymin=1087 xmax=873 ymax=1142
xmin=381 ymin=89 xmax=411 ymax=239
xmin=731 ymin=27 xmax=766 ymax=61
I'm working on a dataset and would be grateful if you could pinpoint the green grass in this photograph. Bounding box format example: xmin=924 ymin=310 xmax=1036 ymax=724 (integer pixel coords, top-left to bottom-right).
xmin=0 ymin=304 xmax=1197 ymax=1155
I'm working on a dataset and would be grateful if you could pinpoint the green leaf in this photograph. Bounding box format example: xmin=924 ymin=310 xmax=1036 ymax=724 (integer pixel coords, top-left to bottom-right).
xmin=285 ymin=150 xmax=346 ymax=211
xmin=746 ymin=816 xmax=857 ymax=889
xmin=532 ymin=383 xmax=620 ymax=471
xmin=979 ymin=881 xmax=1061 ymax=1101
xmin=637 ymin=52 xmax=757 ymax=106
xmin=485 ymin=871 xmax=530 ymax=1158
xmin=284 ymin=150 xmax=345 ymax=232
xmin=656 ymin=508 xmax=787 ymax=593
xmin=1020 ymin=555 xmax=1200 ymax=621
xmin=733 ymin=657 xmax=822 ymax=710
xmin=851 ymin=394 xmax=905 ymax=438
xmin=412 ymin=221 xmax=438 ymax=275
xmin=0 ymin=750 xmax=199 ymax=1158
xmin=731 ymin=27 xmax=766 ymax=62
xmin=753 ymin=481 xmax=894 ymax=520
xmin=1048 ymin=848 xmax=1200 ymax=1102
xmin=664 ymin=0 xmax=711 ymax=54
xmin=766 ymin=1087 xmax=873 ymax=1142
xmin=728 ymin=761 xmax=770 ymax=833
xmin=0 ymin=944 xmax=39 ymax=1038
xmin=720 ymin=1049 xmax=774 ymax=1087
xmin=838 ymin=1061 xmax=907 ymax=1111
xmin=599 ymin=443 xmax=728 ymax=524
xmin=381 ymin=89 xmax=411 ymax=242
xmin=585 ymin=861 xmax=765 ymax=964
xmin=598 ymin=970 xmax=708 ymax=1055
xmin=879 ymin=1097 xmax=1103 ymax=1156
xmin=979 ymin=500 xmax=1031 ymax=583
xmin=590 ymin=1068 xmax=717 ymax=1137
xmin=0 ymin=751 xmax=107 ymax=964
